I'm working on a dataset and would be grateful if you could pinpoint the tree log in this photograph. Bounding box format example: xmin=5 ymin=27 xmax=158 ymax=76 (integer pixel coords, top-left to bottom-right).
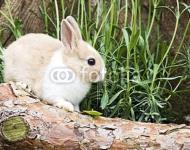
xmin=0 ymin=83 xmax=190 ymax=149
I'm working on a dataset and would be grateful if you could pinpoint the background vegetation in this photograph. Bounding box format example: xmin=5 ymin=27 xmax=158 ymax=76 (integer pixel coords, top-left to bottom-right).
xmin=0 ymin=0 xmax=190 ymax=123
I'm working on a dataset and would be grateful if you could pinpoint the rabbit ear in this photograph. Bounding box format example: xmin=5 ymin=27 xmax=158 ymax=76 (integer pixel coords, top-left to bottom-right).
xmin=61 ymin=19 xmax=78 ymax=50
xmin=66 ymin=16 xmax=82 ymax=40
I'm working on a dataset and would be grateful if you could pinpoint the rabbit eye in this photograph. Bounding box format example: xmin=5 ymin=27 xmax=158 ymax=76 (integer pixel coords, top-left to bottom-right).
xmin=88 ymin=58 xmax=96 ymax=66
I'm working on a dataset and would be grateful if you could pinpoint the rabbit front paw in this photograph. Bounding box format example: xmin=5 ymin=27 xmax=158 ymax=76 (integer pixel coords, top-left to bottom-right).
xmin=55 ymin=100 xmax=74 ymax=112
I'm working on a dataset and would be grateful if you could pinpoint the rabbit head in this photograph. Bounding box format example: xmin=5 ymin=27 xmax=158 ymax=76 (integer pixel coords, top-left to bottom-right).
xmin=61 ymin=16 xmax=106 ymax=83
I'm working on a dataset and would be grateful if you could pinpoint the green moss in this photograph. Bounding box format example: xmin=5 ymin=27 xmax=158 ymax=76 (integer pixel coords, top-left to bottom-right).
xmin=1 ymin=116 xmax=29 ymax=142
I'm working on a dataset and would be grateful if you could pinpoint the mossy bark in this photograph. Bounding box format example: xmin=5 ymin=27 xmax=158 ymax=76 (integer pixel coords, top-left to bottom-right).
xmin=1 ymin=116 xmax=29 ymax=142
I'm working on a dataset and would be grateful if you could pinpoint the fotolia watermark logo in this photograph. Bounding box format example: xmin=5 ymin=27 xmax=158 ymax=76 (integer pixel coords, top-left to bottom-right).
xmin=50 ymin=68 xmax=76 ymax=83
xmin=50 ymin=67 xmax=106 ymax=83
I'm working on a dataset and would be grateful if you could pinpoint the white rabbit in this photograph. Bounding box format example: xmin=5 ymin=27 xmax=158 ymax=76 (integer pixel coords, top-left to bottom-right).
xmin=3 ymin=16 xmax=106 ymax=112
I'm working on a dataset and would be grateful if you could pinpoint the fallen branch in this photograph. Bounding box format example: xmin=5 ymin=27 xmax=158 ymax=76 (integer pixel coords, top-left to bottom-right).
xmin=0 ymin=83 xmax=190 ymax=149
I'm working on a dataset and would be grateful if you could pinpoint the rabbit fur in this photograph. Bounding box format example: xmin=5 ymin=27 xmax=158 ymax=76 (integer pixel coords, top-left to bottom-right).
xmin=3 ymin=16 xmax=106 ymax=111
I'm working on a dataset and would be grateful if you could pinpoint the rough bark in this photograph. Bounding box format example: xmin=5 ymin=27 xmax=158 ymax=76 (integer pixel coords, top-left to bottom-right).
xmin=0 ymin=0 xmax=47 ymax=46
xmin=0 ymin=0 xmax=93 ymax=47
xmin=0 ymin=83 xmax=190 ymax=150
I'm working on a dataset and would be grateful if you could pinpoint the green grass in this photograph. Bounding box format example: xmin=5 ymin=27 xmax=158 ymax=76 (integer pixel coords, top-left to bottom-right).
xmin=1 ymin=0 xmax=190 ymax=123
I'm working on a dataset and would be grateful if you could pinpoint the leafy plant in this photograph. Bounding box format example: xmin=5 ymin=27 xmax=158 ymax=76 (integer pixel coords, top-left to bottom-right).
xmin=77 ymin=0 xmax=190 ymax=123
